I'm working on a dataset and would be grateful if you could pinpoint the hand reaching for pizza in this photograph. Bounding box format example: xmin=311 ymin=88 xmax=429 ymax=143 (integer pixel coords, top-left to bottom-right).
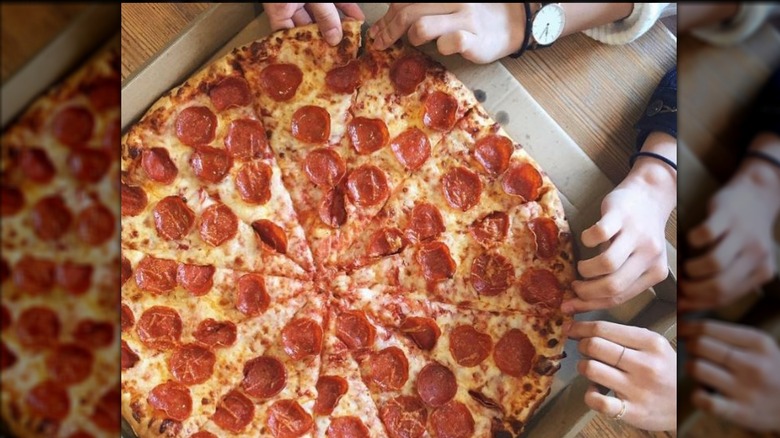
xmin=681 ymin=319 xmax=780 ymax=432
xmin=567 ymin=320 xmax=677 ymax=432
xmin=263 ymin=3 xmax=365 ymax=45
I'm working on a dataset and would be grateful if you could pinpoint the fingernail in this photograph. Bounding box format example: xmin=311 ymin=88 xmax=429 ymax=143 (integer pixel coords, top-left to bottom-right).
xmin=324 ymin=28 xmax=341 ymax=46
xmin=561 ymin=302 xmax=574 ymax=315
xmin=562 ymin=320 xmax=573 ymax=335
xmin=368 ymin=25 xmax=378 ymax=38
xmin=372 ymin=37 xmax=384 ymax=50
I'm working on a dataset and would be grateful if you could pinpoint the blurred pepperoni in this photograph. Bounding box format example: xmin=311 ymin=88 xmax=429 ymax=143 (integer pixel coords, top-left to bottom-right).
xmin=474 ymin=134 xmax=512 ymax=177
xmin=1 ymin=185 xmax=24 ymax=216
xmin=235 ymin=273 xmax=270 ymax=316
xmin=252 ymin=220 xmax=287 ymax=254
xmin=442 ymin=167 xmax=482 ymax=211
xmin=449 ymin=325 xmax=491 ymax=367
xmin=137 ymin=306 xmax=182 ymax=350
xmin=87 ymin=76 xmax=120 ymax=111
xmin=121 ymin=340 xmax=139 ymax=370
xmin=470 ymin=253 xmax=514 ymax=297
xmin=46 ymin=344 xmax=93 ymax=385
xmin=67 ymin=430 xmax=94 ymax=438
xmin=20 ymin=148 xmax=55 ymax=183
xmin=212 ymin=390 xmax=254 ymax=433
xmin=430 ymin=401 xmax=475 ymax=438
xmin=31 ymin=196 xmax=72 ymax=240
xmin=368 ymin=347 xmax=408 ymax=391
xmin=391 ymin=128 xmax=430 ymax=171
xmin=529 ymin=217 xmax=559 ymax=259
xmin=121 ymin=304 xmax=135 ymax=332
xmin=235 ymin=161 xmax=272 ymax=205
xmin=260 ymin=63 xmax=303 ymax=101
xmin=416 ymin=242 xmax=455 ymax=283
xmin=177 ymin=263 xmax=215 ymax=296
xmin=502 ymin=163 xmax=542 ymax=202
xmin=27 ymin=380 xmax=70 ymax=420
xmin=242 ymin=355 xmax=286 ymax=399
xmin=367 ymin=228 xmax=406 ymax=258
xmin=91 ymin=387 xmax=121 ymax=432
xmin=190 ymin=146 xmax=232 ymax=183
xmin=175 ymin=106 xmax=217 ymax=146
xmin=416 ymin=363 xmax=456 ymax=407
xmin=379 ymin=396 xmax=427 ymax=438
xmin=494 ymin=329 xmax=535 ymax=377
xmin=390 ymin=55 xmax=427 ymax=95
xmin=67 ymin=148 xmax=110 ymax=183
xmin=209 ymin=76 xmax=251 ymax=111
xmin=153 ymin=196 xmax=195 ymax=241
xmin=282 ymin=318 xmax=322 ymax=360
xmin=519 ymin=268 xmax=564 ymax=309
xmin=314 ymin=376 xmax=348 ymax=415
xmin=14 ymin=256 xmax=55 ymax=295
xmin=169 ymin=343 xmax=216 ymax=385
xmin=346 ymin=165 xmax=388 ymax=208
xmin=407 ymin=203 xmax=445 ymax=243
xmin=326 ymin=60 xmax=361 ymax=94
xmin=120 ymin=255 xmax=132 ymax=286
xmin=327 ymin=417 xmax=370 ymax=438
xmin=319 ymin=186 xmax=347 ymax=228
xmin=0 ymin=304 xmax=9 ymax=330
xmin=148 ymin=382 xmax=192 ymax=422
xmin=267 ymin=400 xmax=313 ymax=438
xmin=423 ymin=91 xmax=458 ymax=132
xmin=291 ymin=105 xmax=331 ymax=143
xmin=53 ymin=106 xmax=93 ymax=147
xmin=190 ymin=433 xmax=217 ymax=438
xmin=400 ymin=317 xmax=440 ymax=351
xmin=1 ymin=341 xmax=17 ymax=369
xmin=348 ymin=117 xmax=389 ymax=155
xmin=74 ymin=320 xmax=113 ymax=348
xmin=304 ymin=148 xmax=345 ymax=187
xmin=200 ymin=203 xmax=238 ymax=247
xmin=193 ymin=319 xmax=237 ymax=347
xmin=336 ymin=310 xmax=375 ymax=350
xmin=102 ymin=118 xmax=120 ymax=155
xmin=76 ymin=204 xmax=115 ymax=245
xmin=135 ymin=256 xmax=177 ymax=294
xmin=469 ymin=212 xmax=509 ymax=246
xmin=0 ymin=258 xmax=7 ymax=284
xmin=225 ymin=119 xmax=269 ymax=159
xmin=141 ymin=147 xmax=177 ymax=184
xmin=121 ymin=183 xmax=147 ymax=216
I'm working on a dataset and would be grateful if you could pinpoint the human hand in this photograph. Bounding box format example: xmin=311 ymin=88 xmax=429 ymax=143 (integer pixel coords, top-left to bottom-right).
xmin=567 ymin=320 xmax=677 ymax=431
xmin=263 ymin=3 xmax=365 ymax=45
xmin=681 ymin=319 xmax=780 ymax=432
xmin=368 ymin=3 xmax=526 ymax=64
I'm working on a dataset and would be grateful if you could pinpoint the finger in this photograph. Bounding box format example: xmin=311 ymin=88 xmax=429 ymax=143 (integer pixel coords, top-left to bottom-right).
xmin=577 ymin=359 xmax=630 ymax=393
xmin=436 ymin=31 xmax=479 ymax=58
xmin=266 ymin=3 xmax=301 ymax=30
xmin=688 ymin=359 xmax=737 ymax=397
xmin=584 ymin=384 xmax=628 ymax=419
xmin=373 ymin=3 xmax=461 ymax=49
xmin=291 ymin=8 xmax=313 ymax=27
xmin=581 ymin=210 xmax=622 ymax=248
xmin=307 ymin=3 xmax=344 ymax=45
xmin=687 ymin=207 xmax=730 ymax=249
xmin=684 ymin=231 xmax=741 ymax=279
xmin=577 ymin=336 xmax=633 ymax=371
xmin=335 ymin=3 xmax=365 ymax=20
xmin=692 ymin=388 xmax=743 ymax=423
xmin=406 ymin=15 xmax=467 ymax=47
xmin=567 ymin=320 xmax=659 ymax=350
xmin=678 ymin=250 xmax=757 ymax=300
xmin=368 ymin=3 xmax=409 ymax=38
xmin=679 ymin=320 xmax=773 ymax=352
xmin=560 ymin=296 xmax=616 ymax=314
xmin=577 ymin=232 xmax=634 ymax=279
xmin=572 ymin=254 xmax=649 ymax=301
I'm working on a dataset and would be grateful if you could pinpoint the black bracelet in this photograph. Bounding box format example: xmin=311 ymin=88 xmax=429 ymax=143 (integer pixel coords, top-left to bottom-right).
xmin=745 ymin=149 xmax=780 ymax=170
xmin=629 ymin=151 xmax=677 ymax=171
xmin=509 ymin=3 xmax=533 ymax=59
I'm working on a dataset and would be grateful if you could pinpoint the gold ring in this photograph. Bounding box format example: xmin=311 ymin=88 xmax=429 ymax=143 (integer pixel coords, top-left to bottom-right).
xmin=615 ymin=345 xmax=626 ymax=368
xmin=613 ymin=398 xmax=627 ymax=421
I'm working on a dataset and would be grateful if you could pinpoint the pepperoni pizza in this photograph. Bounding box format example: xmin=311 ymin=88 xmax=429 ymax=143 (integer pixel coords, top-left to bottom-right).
xmin=121 ymin=20 xmax=574 ymax=438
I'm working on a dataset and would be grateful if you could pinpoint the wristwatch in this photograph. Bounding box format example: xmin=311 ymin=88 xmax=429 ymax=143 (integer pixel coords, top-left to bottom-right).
xmin=527 ymin=3 xmax=566 ymax=50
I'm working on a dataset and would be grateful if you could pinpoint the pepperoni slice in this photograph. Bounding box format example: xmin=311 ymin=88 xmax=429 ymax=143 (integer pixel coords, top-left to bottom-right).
xmin=169 ymin=343 xmax=216 ymax=385
xmin=102 ymin=118 xmax=120 ymax=155
xmin=314 ymin=376 xmax=348 ymax=415
xmin=148 ymin=382 xmax=192 ymax=422
xmin=319 ymin=187 xmax=347 ymax=228
xmin=191 ymin=432 xmax=218 ymax=438
xmin=474 ymin=134 xmax=512 ymax=177
xmin=67 ymin=431 xmax=93 ymax=438
xmin=407 ymin=203 xmax=445 ymax=243
xmin=326 ymin=60 xmax=361 ymax=94
xmin=137 ymin=306 xmax=182 ymax=350
xmin=470 ymin=253 xmax=514 ymax=297
xmin=91 ymin=387 xmax=121 ymax=432
xmin=20 ymin=148 xmax=55 ymax=183
xmin=304 ymin=148 xmax=345 ymax=187
xmin=267 ymin=400 xmax=313 ymax=438
xmin=252 ymin=220 xmax=288 ymax=254
xmin=529 ymin=217 xmax=559 ymax=259
xmin=209 ymin=76 xmax=251 ymax=111
xmin=14 ymin=256 xmax=55 ymax=295
xmin=347 ymin=165 xmax=389 ymax=208
xmin=282 ymin=318 xmax=322 ymax=360
xmin=416 ymin=362 xmax=456 ymax=407
xmin=177 ymin=263 xmax=215 ymax=296
xmin=1 ymin=185 xmax=24 ymax=216
xmin=16 ymin=307 xmax=59 ymax=348
xmin=260 ymin=64 xmax=303 ymax=101
xmin=391 ymin=127 xmax=430 ymax=171
xmin=32 ymin=196 xmax=72 ymax=240
xmin=153 ymin=196 xmax=195 ymax=240
xmin=430 ymin=402 xmax=475 ymax=438
xmin=121 ymin=183 xmax=147 ymax=216
xmin=200 ymin=203 xmax=238 ymax=246
xmin=53 ymin=106 xmax=93 ymax=147
xmin=87 ymin=76 xmax=120 ymax=111
xmin=121 ymin=340 xmax=139 ymax=370
xmin=494 ymin=329 xmax=535 ymax=377
xmin=0 ymin=304 xmax=10 ymax=331
xmin=502 ymin=163 xmax=543 ymax=202
xmin=400 ymin=317 xmax=440 ymax=351
xmin=469 ymin=212 xmax=509 ymax=246
xmin=368 ymin=347 xmax=408 ymax=391
xmin=336 ymin=311 xmax=375 ymax=350
xmin=225 ymin=119 xmax=269 ymax=159
xmin=367 ymin=228 xmax=406 ymax=258
xmin=120 ymin=255 xmax=132 ymax=286
xmin=190 ymin=146 xmax=232 ymax=183
xmin=0 ymin=258 xmax=7 ymax=284
xmin=135 ymin=256 xmax=177 ymax=294
xmin=74 ymin=320 xmax=114 ymax=348
xmin=236 ymin=162 xmax=272 ymax=205
xmin=76 ymin=204 xmax=115 ymax=245
xmin=67 ymin=148 xmax=110 ymax=183
xmin=449 ymin=325 xmax=491 ymax=367
xmin=141 ymin=147 xmax=178 ymax=184
xmin=390 ymin=55 xmax=427 ymax=95
xmin=121 ymin=304 xmax=135 ymax=332
xmin=235 ymin=273 xmax=270 ymax=316
xmin=327 ymin=417 xmax=370 ymax=438
xmin=242 ymin=355 xmax=286 ymax=399
xmin=416 ymin=242 xmax=455 ymax=283
xmin=519 ymin=268 xmax=564 ymax=308
xmin=423 ymin=91 xmax=458 ymax=132
xmin=27 ymin=380 xmax=70 ymax=420
xmin=379 ymin=396 xmax=427 ymax=438
xmin=442 ymin=166 xmax=482 ymax=211
xmin=46 ymin=344 xmax=93 ymax=385
xmin=1 ymin=341 xmax=17 ymax=369
xmin=212 ymin=390 xmax=254 ymax=433
xmin=193 ymin=319 xmax=237 ymax=347
xmin=292 ymin=105 xmax=331 ymax=143
xmin=176 ymin=106 xmax=217 ymax=146
xmin=348 ymin=117 xmax=388 ymax=155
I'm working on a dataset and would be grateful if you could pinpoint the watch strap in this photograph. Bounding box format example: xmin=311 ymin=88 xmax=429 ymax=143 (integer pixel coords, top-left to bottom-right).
xmin=509 ymin=2 xmax=534 ymax=59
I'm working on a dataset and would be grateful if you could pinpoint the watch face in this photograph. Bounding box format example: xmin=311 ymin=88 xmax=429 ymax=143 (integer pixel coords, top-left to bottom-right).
xmin=532 ymin=4 xmax=566 ymax=46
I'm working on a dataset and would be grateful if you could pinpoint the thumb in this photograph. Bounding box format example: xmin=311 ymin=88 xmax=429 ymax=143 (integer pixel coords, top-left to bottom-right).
xmin=308 ymin=3 xmax=343 ymax=45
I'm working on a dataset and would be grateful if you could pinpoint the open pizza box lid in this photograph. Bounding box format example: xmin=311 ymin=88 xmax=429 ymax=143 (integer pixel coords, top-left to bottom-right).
xmin=121 ymin=3 xmax=677 ymax=437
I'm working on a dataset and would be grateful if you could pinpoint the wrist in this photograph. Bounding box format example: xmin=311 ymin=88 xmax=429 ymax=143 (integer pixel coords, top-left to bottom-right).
xmin=623 ymin=132 xmax=677 ymax=213
xmin=735 ymin=132 xmax=780 ymax=208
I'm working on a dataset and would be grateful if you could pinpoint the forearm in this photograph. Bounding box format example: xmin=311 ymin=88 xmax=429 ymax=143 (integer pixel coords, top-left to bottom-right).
xmin=560 ymin=3 xmax=634 ymax=37
xmin=677 ymin=3 xmax=740 ymax=34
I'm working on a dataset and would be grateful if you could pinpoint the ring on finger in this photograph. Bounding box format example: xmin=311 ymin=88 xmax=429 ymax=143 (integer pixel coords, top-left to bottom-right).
xmin=615 ymin=345 xmax=626 ymax=368
xmin=613 ymin=397 xmax=627 ymax=421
